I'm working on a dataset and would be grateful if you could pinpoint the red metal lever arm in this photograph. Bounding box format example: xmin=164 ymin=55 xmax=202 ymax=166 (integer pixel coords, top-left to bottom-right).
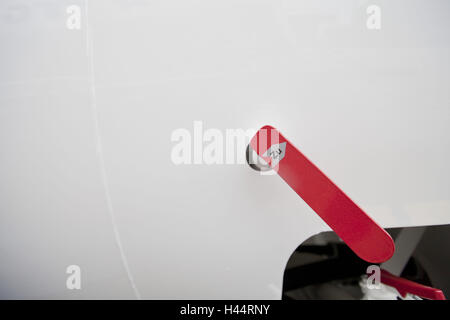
xmin=381 ymin=270 xmax=446 ymax=300
xmin=250 ymin=125 xmax=395 ymax=263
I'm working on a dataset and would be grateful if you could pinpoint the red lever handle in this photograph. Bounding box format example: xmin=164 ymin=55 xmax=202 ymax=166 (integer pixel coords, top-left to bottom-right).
xmin=381 ymin=270 xmax=446 ymax=300
xmin=249 ymin=125 xmax=395 ymax=263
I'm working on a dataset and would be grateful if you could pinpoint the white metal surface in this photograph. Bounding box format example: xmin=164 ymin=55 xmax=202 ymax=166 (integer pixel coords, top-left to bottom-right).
xmin=0 ymin=0 xmax=449 ymax=299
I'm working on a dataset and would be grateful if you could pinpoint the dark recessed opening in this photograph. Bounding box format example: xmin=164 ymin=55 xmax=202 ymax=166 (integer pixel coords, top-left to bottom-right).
xmin=282 ymin=225 xmax=450 ymax=300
